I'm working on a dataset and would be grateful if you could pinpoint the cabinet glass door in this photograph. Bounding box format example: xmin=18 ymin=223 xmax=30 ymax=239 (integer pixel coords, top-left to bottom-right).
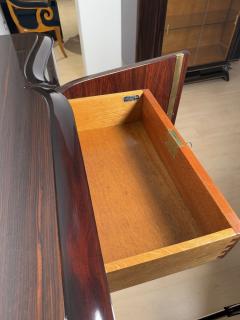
xmin=162 ymin=0 xmax=240 ymax=66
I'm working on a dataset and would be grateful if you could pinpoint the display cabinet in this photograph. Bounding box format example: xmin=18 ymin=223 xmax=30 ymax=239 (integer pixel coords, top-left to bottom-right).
xmin=137 ymin=0 xmax=240 ymax=82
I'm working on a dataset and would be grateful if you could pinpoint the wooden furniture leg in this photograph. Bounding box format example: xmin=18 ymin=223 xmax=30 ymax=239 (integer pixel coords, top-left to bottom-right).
xmin=55 ymin=27 xmax=67 ymax=58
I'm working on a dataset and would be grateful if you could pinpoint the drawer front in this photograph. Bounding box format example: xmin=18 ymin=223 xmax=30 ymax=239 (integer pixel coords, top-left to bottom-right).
xmin=107 ymin=229 xmax=239 ymax=292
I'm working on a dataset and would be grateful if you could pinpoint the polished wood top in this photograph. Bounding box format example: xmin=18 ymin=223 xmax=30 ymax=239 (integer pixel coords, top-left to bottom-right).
xmin=0 ymin=33 xmax=114 ymax=320
xmin=0 ymin=34 xmax=64 ymax=319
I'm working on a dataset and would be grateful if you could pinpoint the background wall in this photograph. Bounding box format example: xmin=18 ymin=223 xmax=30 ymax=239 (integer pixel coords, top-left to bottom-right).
xmin=0 ymin=7 xmax=10 ymax=35
xmin=75 ymin=0 xmax=122 ymax=75
xmin=121 ymin=0 xmax=138 ymax=65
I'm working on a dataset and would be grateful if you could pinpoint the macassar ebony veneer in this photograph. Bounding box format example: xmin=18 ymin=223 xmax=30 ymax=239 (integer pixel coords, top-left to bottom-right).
xmin=0 ymin=33 xmax=239 ymax=320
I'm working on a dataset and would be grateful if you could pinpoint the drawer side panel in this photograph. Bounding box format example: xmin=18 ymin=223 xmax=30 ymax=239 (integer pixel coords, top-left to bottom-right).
xmin=106 ymin=228 xmax=238 ymax=292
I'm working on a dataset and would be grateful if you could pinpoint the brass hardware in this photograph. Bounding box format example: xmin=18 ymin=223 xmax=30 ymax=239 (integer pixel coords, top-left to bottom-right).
xmin=235 ymin=14 xmax=239 ymax=26
xmin=167 ymin=52 xmax=184 ymax=120
xmin=165 ymin=129 xmax=184 ymax=158
xmin=166 ymin=24 xmax=170 ymax=35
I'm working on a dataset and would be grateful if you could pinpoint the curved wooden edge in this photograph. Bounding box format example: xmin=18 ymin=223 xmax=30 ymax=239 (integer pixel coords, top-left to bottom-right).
xmin=7 ymin=0 xmax=55 ymax=32
xmin=6 ymin=0 xmax=49 ymax=9
xmin=23 ymin=35 xmax=114 ymax=320
xmin=0 ymin=34 xmax=65 ymax=319
xmin=31 ymin=87 xmax=114 ymax=320
xmin=24 ymin=34 xmax=57 ymax=85
xmin=59 ymin=51 xmax=189 ymax=123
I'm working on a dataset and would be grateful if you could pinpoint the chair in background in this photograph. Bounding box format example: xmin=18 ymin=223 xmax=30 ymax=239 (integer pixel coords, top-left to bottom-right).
xmin=6 ymin=0 xmax=67 ymax=57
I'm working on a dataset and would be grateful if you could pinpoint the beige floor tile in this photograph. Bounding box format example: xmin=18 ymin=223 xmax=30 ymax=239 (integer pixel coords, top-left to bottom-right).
xmin=112 ymin=63 xmax=240 ymax=320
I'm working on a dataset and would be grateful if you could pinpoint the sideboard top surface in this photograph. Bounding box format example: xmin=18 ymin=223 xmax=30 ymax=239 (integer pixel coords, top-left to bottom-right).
xmin=0 ymin=34 xmax=65 ymax=320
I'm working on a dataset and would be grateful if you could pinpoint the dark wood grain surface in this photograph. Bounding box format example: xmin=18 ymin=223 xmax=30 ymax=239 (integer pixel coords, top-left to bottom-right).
xmin=0 ymin=33 xmax=114 ymax=320
xmin=60 ymin=53 xmax=189 ymax=123
xmin=22 ymin=32 xmax=114 ymax=319
xmin=8 ymin=33 xmax=37 ymax=71
xmin=38 ymin=88 xmax=114 ymax=320
xmin=0 ymin=35 xmax=64 ymax=319
xmin=10 ymin=33 xmax=59 ymax=86
xmin=136 ymin=0 xmax=167 ymax=62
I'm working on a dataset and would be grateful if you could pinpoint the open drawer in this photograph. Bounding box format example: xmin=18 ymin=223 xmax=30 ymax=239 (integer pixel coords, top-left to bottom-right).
xmin=69 ymin=89 xmax=240 ymax=292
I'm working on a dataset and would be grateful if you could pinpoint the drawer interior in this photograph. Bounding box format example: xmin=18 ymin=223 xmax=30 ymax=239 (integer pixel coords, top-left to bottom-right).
xmin=69 ymin=90 xmax=239 ymax=290
xmin=78 ymin=120 xmax=203 ymax=263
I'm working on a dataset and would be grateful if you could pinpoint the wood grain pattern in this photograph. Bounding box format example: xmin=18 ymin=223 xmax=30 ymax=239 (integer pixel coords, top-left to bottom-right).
xmin=165 ymin=0 xmax=232 ymax=29
xmin=7 ymin=33 xmax=59 ymax=86
xmin=164 ymin=0 xmax=206 ymax=30
xmin=0 ymin=33 xmax=114 ymax=320
xmin=70 ymin=90 xmax=240 ymax=292
xmin=25 ymin=34 xmax=114 ymax=318
xmin=136 ymin=0 xmax=168 ymax=61
xmin=106 ymin=228 xmax=238 ymax=292
xmin=69 ymin=90 xmax=144 ymax=131
xmin=3 ymin=31 xmax=239 ymax=319
xmin=163 ymin=27 xmax=200 ymax=54
xmin=60 ymin=52 xmax=189 ymax=124
xmin=111 ymin=56 xmax=240 ymax=320
xmin=142 ymin=89 xmax=240 ymax=234
xmin=163 ymin=23 xmax=227 ymax=66
xmin=34 ymin=89 xmax=114 ymax=320
xmin=136 ymin=0 xmax=240 ymax=82
xmin=78 ymin=122 xmax=203 ymax=262
xmin=163 ymin=24 xmax=224 ymax=50
xmin=0 ymin=34 xmax=64 ymax=319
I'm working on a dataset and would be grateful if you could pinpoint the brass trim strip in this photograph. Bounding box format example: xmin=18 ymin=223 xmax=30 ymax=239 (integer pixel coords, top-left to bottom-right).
xmin=165 ymin=129 xmax=185 ymax=158
xmin=167 ymin=52 xmax=184 ymax=119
